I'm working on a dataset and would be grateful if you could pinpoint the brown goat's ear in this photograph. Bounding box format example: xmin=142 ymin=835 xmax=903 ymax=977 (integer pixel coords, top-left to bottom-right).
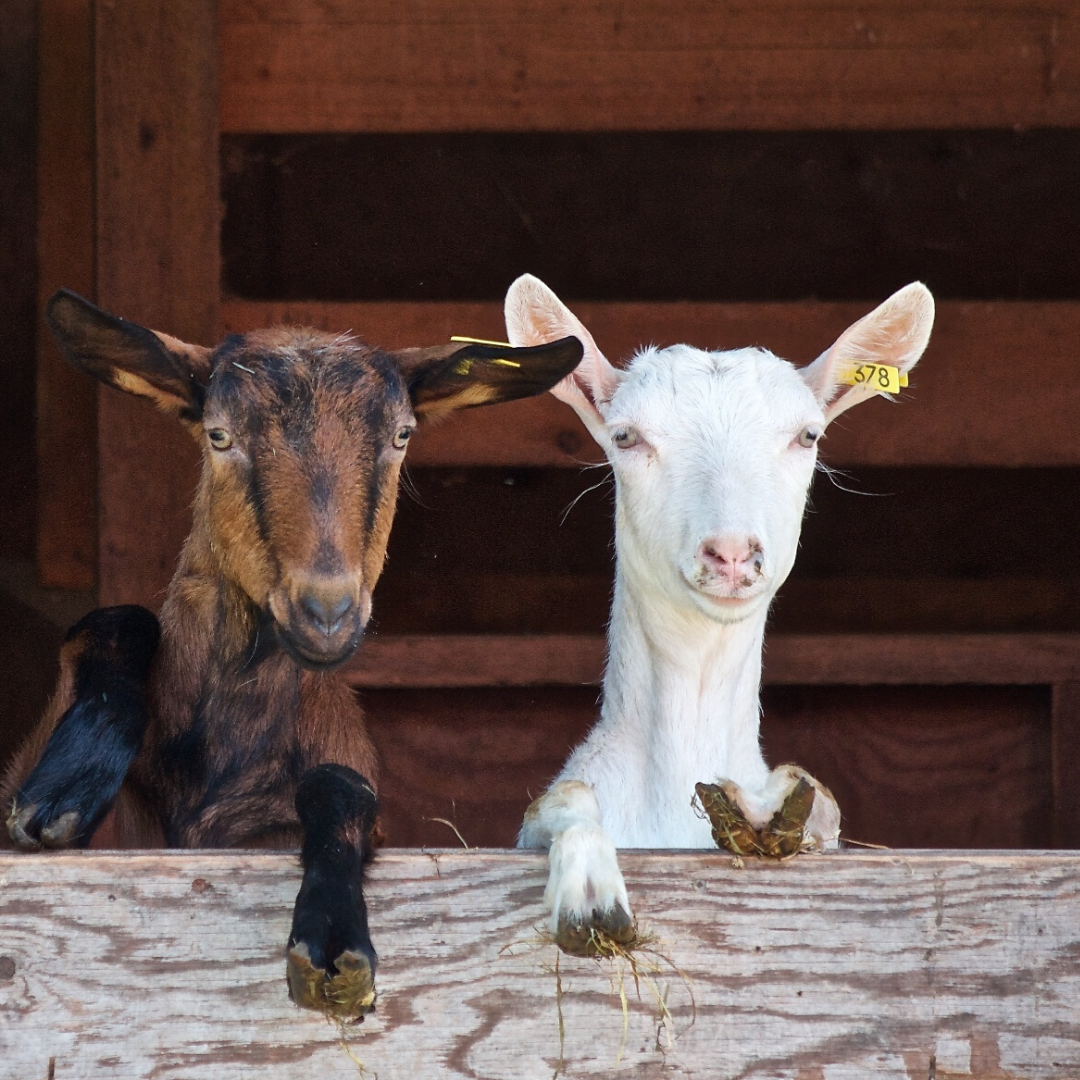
xmin=46 ymin=290 xmax=211 ymax=424
xmin=394 ymin=337 xmax=584 ymax=420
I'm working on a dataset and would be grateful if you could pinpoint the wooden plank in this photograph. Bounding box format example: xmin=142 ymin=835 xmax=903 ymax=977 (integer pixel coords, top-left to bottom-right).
xmin=370 ymin=571 xmax=1080 ymax=637
xmin=367 ymin=685 xmax=599 ymax=848
xmin=367 ymin=684 xmax=1052 ymax=850
xmin=220 ymin=299 xmax=1080 ymax=468
xmin=763 ymin=684 xmax=1052 ymax=850
xmin=36 ymin=0 xmax=97 ymax=590
xmin=767 ymin=633 xmax=1080 ymax=686
xmin=346 ymin=633 xmax=605 ymax=687
xmin=1052 ymin=682 xmax=1080 ymax=847
xmin=1 ymin=850 xmax=1077 ymax=1078
xmin=342 ymin=632 xmax=1080 ymax=688
xmin=219 ymin=0 xmax=1080 ymax=133
xmin=95 ymin=2 xmax=219 ymax=609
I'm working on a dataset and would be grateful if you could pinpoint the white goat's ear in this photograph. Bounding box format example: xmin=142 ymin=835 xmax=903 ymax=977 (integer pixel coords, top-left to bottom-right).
xmin=504 ymin=274 xmax=621 ymax=442
xmin=802 ymin=282 xmax=935 ymax=426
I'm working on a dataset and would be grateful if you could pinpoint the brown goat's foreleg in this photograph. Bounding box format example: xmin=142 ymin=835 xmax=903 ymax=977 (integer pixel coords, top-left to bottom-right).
xmin=286 ymin=763 xmax=379 ymax=1018
xmin=5 ymin=606 xmax=159 ymax=849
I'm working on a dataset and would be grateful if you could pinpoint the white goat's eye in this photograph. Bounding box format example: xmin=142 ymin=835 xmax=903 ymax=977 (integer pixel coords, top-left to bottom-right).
xmin=796 ymin=425 xmax=822 ymax=449
xmin=207 ymin=428 xmax=233 ymax=451
xmin=392 ymin=426 xmax=413 ymax=450
xmin=611 ymin=426 xmax=640 ymax=450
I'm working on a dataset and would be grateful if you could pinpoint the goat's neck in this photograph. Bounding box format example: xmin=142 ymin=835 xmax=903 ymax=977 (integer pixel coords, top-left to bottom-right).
xmin=578 ymin=551 xmax=771 ymax=846
xmin=606 ymin=562 xmax=768 ymax=776
xmin=150 ymin=526 xmax=290 ymax=740
xmin=165 ymin=530 xmax=264 ymax=666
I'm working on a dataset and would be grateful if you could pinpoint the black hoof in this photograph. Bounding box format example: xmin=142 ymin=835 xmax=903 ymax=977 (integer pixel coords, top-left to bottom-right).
xmin=7 ymin=606 xmax=159 ymax=850
xmin=288 ymin=764 xmax=380 ymax=1018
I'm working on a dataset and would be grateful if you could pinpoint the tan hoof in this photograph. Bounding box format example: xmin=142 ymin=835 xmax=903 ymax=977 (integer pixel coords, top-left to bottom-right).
xmin=286 ymin=942 xmax=376 ymax=1019
xmin=696 ymin=777 xmax=816 ymax=859
xmin=555 ymin=903 xmax=637 ymax=957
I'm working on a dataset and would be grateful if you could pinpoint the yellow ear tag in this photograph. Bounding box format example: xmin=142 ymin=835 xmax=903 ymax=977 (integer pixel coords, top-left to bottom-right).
xmin=450 ymin=335 xmax=513 ymax=347
xmin=837 ymin=362 xmax=908 ymax=394
xmin=450 ymin=336 xmax=522 ymax=371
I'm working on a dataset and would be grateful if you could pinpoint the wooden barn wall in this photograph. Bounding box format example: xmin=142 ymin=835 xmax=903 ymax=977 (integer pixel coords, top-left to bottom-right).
xmin=366 ymin=684 xmax=1053 ymax=850
xmin=216 ymin=129 xmax=1080 ymax=849
xmin=8 ymin=1 xmax=1080 ymax=855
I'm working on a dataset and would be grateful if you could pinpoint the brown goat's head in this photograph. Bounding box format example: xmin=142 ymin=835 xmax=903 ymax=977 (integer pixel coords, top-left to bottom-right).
xmin=48 ymin=291 xmax=582 ymax=668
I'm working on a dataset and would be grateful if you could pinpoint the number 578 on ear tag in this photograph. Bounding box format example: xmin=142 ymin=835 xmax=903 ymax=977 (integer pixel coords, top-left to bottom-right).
xmin=838 ymin=362 xmax=908 ymax=394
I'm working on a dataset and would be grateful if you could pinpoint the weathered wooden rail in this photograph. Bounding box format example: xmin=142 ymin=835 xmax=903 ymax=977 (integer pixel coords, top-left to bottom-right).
xmin=1 ymin=850 xmax=1077 ymax=1079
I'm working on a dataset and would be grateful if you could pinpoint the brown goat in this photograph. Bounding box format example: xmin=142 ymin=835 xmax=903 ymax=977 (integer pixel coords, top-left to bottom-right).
xmin=3 ymin=291 xmax=582 ymax=1017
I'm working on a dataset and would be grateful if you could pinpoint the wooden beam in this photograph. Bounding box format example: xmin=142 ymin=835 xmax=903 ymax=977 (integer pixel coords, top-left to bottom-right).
xmin=94 ymin=3 xmax=219 ymax=609
xmin=219 ymin=0 xmax=1080 ymax=133
xmin=222 ymin=300 xmax=1080 ymax=468
xmin=345 ymin=633 xmax=605 ymax=688
xmin=2 ymin=850 xmax=1078 ymax=1077
xmin=342 ymin=633 xmax=1080 ymax=688
xmin=35 ymin=0 xmax=97 ymax=589
xmin=1052 ymin=682 xmax=1080 ymax=847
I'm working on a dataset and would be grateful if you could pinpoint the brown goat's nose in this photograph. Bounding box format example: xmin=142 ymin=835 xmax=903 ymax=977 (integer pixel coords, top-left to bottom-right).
xmin=300 ymin=590 xmax=354 ymax=635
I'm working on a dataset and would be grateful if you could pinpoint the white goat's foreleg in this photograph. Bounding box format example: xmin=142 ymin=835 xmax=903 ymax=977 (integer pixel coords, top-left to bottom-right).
xmin=520 ymin=780 xmax=635 ymax=953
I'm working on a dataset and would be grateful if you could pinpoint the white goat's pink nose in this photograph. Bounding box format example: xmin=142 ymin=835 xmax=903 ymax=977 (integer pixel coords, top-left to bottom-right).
xmin=697 ymin=536 xmax=765 ymax=581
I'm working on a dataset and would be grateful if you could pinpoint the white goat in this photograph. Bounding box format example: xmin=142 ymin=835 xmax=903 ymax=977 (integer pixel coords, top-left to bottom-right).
xmin=507 ymin=275 xmax=934 ymax=951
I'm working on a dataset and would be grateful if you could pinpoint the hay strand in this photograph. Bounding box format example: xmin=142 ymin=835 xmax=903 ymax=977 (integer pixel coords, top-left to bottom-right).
xmin=422 ymin=816 xmax=470 ymax=849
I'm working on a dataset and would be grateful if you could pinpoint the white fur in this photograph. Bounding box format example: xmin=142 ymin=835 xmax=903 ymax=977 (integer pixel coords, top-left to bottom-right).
xmin=509 ymin=275 xmax=934 ymax=936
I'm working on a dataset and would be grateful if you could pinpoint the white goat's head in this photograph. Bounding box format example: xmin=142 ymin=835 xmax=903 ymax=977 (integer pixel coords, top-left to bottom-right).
xmin=505 ymin=276 xmax=934 ymax=625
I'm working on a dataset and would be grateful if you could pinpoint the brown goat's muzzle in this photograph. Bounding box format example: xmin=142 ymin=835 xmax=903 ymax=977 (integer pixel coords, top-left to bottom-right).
xmin=269 ymin=581 xmax=372 ymax=670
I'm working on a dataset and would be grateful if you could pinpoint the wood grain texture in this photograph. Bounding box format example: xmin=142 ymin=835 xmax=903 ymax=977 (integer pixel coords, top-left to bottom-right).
xmin=36 ymin=0 xmax=97 ymax=589
xmin=762 ymin=685 xmax=1052 ymax=849
xmin=94 ymin=1 xmax=218 ymax=609
xmin=366 ymin=686 xmax=598 ymax=848
xmin=1052 ymin=682 xmax=1080 ymax=847
xmin=342 ymin=633 xmax=1080 ymax=688
xmin=220 ymin=300 xmax=1080 ymax=467
xmin=218 ymin=0 xmax=1080 ymax=133
xmin=0 ymin=850 xmax=1077 ymax=1078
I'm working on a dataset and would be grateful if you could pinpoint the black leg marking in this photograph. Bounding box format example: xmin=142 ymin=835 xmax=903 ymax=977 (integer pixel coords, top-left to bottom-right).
xmin=7 ymin=606 xmax=159 ymax=849
xmin=287 ymin=764 xmax=379 ymax=1018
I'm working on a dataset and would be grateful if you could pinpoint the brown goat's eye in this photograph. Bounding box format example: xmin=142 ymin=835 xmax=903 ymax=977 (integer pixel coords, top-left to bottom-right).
xmin=207 ymin=428 xmax=233 ymax=451
xmin=611 ymin=426 xmax=640 ymax=450
xmin=392 ymin=426 xmax=413 ymax=450
xmin=796 ymin=425 xmax=822 ymax=449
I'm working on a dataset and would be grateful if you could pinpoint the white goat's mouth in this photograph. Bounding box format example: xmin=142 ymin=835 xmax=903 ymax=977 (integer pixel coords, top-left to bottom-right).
xmin=679 ymin=571 xmax=769 ymax=609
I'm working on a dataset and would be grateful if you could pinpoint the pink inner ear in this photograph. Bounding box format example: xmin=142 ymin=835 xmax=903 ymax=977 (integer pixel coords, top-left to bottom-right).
xmin=803 ymin=283 xmax=935 ymax=421
xmin=505 ymin=274 xmax=619 ymax=436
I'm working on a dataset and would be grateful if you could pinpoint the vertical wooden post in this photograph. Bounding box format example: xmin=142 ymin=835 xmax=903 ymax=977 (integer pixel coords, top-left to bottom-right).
xmin=1052 ymin=682 xmax=1080 ymax=848
xmin=94 ymin=0 xmax=219 ymax=608
xmin=36 ymin=0 xmax=97 ymax=590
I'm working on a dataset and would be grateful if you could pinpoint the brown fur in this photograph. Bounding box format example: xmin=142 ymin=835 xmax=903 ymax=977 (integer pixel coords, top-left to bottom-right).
xmin=129 ymin=330 xmax=403 ymax=846
xmin=10 ymin=293 xmax=581 ymax=854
